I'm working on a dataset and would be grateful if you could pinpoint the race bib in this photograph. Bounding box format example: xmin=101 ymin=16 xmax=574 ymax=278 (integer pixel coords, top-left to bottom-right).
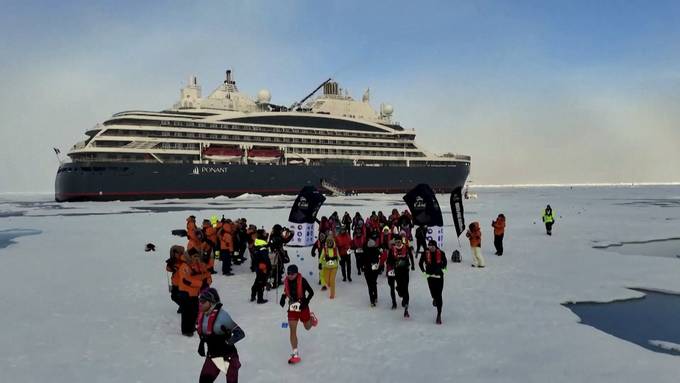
xmin=289 ymin=302 xmax=301 ymax=312
xmin=387 ymin=270 xmax=395 ymax=277
xmin=326 ymin=260 xmax=336 ymax=267
xmin=371 ymin=263 xmax=380 ymax=271
xmin=356 ymin=249 xmax=363 ymax=254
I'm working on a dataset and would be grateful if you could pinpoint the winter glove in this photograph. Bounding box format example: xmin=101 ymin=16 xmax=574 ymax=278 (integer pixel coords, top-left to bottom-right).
xmin=443 ymin=268 xmax=448 ymax=273
xmin=279 ymin=295 xmax=286 ymax=308
xmin=197 ymin=340 xmax=206 ymax=357
xmin=300 ymin=297 xmax=309 ymax=310
xmin=411 ymin=265 xmax=415 ymax=271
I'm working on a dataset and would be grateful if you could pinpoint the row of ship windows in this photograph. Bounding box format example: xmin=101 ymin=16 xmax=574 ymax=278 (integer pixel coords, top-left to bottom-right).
xmin=90 ymin=140 xmax=425 ymax=157
xmin=109 ymin=118 xmax=413 ymax=140
xmin=69 ymin=153 xmax=456 ymax=166
xmin=100 ymin=129 xmax=418 ymax=149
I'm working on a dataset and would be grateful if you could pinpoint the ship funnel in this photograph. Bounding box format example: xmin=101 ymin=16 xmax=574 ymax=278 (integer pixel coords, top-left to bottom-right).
xmin=323 ymin=81 xmax=339 ymax=96
xmin=225 ymin=69 xmax=234 ymax=84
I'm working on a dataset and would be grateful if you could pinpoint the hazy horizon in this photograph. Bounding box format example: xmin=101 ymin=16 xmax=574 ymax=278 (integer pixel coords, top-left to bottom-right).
xmin=2 ymin=0 xmax=680 ymax=192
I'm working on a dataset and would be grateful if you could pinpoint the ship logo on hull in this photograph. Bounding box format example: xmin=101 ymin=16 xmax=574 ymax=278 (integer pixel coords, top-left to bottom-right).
xmin=190 ymin=166 xmax=229 ymax=175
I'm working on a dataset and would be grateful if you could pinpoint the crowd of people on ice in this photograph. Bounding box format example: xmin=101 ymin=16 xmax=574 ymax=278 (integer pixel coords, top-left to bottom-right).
xmin=164 ymin=205 xmax=556 ymax=382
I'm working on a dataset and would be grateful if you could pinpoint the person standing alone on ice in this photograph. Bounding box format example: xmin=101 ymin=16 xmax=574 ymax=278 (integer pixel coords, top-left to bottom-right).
xmin=542 ymin=205 xmax=555 ymax=235
xmin=419 ymin=240 xmax=447 ymax=324
xmin=491 ymin=214 xmax=506 ymax=256
xmin=466 ymin=222 xmax=485 ymax=268
xmin=280 ymin=264 xmax=317 ymax=364
xmin=196 ymin=288 xmax=244 ymax=383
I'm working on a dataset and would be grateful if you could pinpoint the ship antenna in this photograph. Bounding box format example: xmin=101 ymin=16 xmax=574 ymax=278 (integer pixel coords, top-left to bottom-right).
xmin=289 ymin=78 xmax=332 ymax=111
xmin=52 ymin=147 xmax=64 ymax=165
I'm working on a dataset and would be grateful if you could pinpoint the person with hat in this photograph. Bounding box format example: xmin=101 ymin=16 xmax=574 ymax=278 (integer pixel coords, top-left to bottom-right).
xmin=542 ymin=205 xmax=555 ymax=236
xmin=320 ymin=238 xmax=340 ymax=299
xmin=362 ymin=231 xmax=382 ymax=307
xmin=351 ymin=220 xmax=367 ymax=276
xmin=166 ymin=245 xmax=185 ymax=313
xmin=310 ymin=232 xmax=327 ymax=287
xmin=419 ymin=240 xmax=447 ymax=324
xmin=268 ymin=224 xmax=293 ymax=288
xmin=279 ymin=264 xmax=317 ymax=364
xmin=178 ymin=248 xmax=211 ymax=336
xmin=466 ymin=222 xmax=485 ymax=268
xmin=250 ymin=241 xmax=271 ymax=304
xmin=335 ymin=227 xmax=352 ymax=282
xmin=385 ymin=235 xmax=415 ymax=318
xmin=196 ymin=288 xmax=245 ymax=383
xmin=491 ymin=213 xmax=506 ymax=255
xmin=218 ymin=218 xmax=235 ymax=276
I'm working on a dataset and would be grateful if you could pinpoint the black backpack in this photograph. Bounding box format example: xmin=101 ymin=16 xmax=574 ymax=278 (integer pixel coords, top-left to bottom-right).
xmin=451 ymin=250 xmax=461 ymax=263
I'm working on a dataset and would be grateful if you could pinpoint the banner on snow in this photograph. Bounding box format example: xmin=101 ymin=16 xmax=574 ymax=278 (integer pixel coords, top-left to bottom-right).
xmin=450 ymin=186 xmax=465 ymax=237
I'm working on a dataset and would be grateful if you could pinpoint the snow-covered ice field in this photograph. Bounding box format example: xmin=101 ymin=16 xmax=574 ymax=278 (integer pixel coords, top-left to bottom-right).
xmin=1 ymin=186 xmax=679 ymax=382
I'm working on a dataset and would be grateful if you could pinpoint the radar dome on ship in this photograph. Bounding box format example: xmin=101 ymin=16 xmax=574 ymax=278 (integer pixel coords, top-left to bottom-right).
xmin=257 ymin=89 xmax=271 ymax=103
xmin=381 ymin=103 xmax=394 ymax=116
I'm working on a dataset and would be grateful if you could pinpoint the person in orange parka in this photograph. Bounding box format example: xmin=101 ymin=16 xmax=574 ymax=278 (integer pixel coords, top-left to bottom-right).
xmin=187 ymin=215 xmax=198 ymax=241
xmin=466 ymin=222 xmax=485 ymax=268
xmin=166 ymin=245 xmax=185 ymax=313
xmin=219 ymin=218 xmax=235 ymax=276
xmin=178 ymin=248 xmax=211 ymax=336
xmin=335 ymin=227 xmax=352 ymax=282
xmin=188 ymin=230 xmax=215 ymax=275
xmin=202 ymin=220 xmax=218 ymax=273
xmin=491 ymin=214 xmax=506 ymax=256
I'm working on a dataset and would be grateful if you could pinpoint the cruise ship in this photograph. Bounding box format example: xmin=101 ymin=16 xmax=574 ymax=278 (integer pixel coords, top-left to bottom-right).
xmin=55 ymin=70 xmax=470 ymax=201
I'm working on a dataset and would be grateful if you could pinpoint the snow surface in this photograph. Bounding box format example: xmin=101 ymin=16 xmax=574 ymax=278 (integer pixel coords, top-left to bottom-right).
xmin=1 ymin=186 xmax=679 ymax=382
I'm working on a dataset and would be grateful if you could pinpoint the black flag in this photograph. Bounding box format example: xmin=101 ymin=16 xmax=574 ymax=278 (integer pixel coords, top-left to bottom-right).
xmin=450 ymin=186 xmax=465 ymax=237
xmin=288 ymin=186 xmax=326 ymax=224
xmin=403 ymin=184 xmax=443 ymax=226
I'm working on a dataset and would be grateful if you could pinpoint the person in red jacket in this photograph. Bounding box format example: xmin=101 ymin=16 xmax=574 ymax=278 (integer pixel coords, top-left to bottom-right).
xmin=351 ymin=222 xmax=367 ymax=276
xmin=491 ymin=214 xmax=506 ymax=256
xmin=279 ymin=265 xmax=317 ymax=364
xmin=335 ymin=228 xmax=352 ymax=282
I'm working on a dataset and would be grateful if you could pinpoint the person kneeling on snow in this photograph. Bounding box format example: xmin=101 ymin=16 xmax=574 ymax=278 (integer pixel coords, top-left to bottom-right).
xmin=197 ymin=288 xmax=244 ymax=383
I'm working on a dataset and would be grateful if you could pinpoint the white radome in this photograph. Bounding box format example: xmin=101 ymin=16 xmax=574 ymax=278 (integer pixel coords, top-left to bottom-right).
xmin=382 ymin=103 xmax=394 ymax=116
xmin=257 ymin=89 xmax=272 ymax=103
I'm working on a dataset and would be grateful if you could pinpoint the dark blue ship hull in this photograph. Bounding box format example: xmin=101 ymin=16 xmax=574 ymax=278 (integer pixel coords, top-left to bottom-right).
xmin=55 ymin=162 xmax=470 ymax=201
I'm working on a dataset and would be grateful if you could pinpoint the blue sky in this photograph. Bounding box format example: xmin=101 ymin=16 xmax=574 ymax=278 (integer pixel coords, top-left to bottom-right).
xmin=1 ymin=0 xmax=679 ymax=191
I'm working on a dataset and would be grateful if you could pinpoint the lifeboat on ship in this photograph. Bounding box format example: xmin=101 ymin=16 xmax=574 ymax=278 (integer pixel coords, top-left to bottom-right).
xmin=247 ymin=147 xmax=283 ymax=164
xmin=202 ymin=146 xmax=243 ymax=162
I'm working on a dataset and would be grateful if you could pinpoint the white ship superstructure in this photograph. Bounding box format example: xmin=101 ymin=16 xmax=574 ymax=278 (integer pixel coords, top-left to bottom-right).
xmin=66 ymin=70 xmax=470 ymax=168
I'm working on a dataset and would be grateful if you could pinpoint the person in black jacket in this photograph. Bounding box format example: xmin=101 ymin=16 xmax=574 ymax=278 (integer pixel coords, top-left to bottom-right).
xmin=268 ymin=224 xmax=293 ymax=287
xmin=279 ymin=264 xmax=317 ymax=364
xmin=414 ymin=225 xmax=427 ymax=258
xmin=196 ymin=288 xmax=245 ymax=383
xmin=419 ymin=240 xmax=447 ymax=324
xmin=250 ymin=243 xmax=271 ymax=304
xmin=362 ymin=235 xmax=382 ymax=307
